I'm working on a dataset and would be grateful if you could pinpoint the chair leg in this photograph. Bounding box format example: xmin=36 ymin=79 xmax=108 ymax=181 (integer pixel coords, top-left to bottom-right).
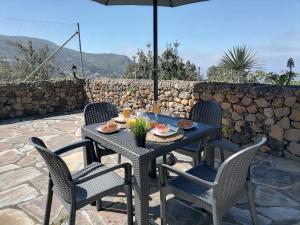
xmin=68 ymin=206 xmax=76 ymax=225
xmin=219 ymin=148 xmax=225 ymax=163
xmin=96 ymin=199 xmax=102 ymax=211
xmin=126 ymin=184 xmax=133 ymax=225
xmin=163 ymin=154 xmax=167 ymax=164
xmin=246 ymin=181 xmax=258 ymax=225
xmin=192 ymin=156 xmax=197 ymax=166
xmin=44 ymin=180 xmax=53 ymax=225
xmin=196 ymin=151 xmax=202 ymax=164
xmin=117 ymin=153 xmax=122 ymax=164
xmin=160 ymin=189 xmax=167 ymax=225
xmin=212 ymin=205 xmax=221 ymax=225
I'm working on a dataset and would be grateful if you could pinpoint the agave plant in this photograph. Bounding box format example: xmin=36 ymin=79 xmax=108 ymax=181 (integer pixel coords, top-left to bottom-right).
xmin=266 ymin=72 xmax=290 ymax=85
xmin=220 ymin=45 xmax=259 ymax=82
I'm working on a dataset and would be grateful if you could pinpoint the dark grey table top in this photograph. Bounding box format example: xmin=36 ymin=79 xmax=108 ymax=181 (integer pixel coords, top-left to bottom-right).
xmin=81 ymin=113 xmax=217 ymax=161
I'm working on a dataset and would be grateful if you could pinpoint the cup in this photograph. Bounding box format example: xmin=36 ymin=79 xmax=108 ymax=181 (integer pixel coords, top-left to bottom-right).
xmin=123 ymin=107 xmax=131 ymax=119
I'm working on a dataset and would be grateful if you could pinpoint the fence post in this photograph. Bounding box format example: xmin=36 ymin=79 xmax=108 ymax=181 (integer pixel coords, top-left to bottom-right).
xmin=77 ymin=22 xmax=84 ymax=78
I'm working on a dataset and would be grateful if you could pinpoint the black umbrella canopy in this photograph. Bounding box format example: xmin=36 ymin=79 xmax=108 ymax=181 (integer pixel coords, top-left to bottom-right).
xmin=92 ymin=0 xmax=208 ymax=101
xmin=93 ymin=0 xmax=206 ymax=7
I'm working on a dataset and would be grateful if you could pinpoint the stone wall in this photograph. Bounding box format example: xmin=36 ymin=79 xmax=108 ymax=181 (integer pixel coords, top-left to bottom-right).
xmin=85 ymin=79 xmax=300 ymax=158
xmin=1 ymin=78 xmax=299 ymax=157
xmin=0 ymin=80 xmax=86 ymax=118
xmin=85 ymin=79 xmax=196 ymax=117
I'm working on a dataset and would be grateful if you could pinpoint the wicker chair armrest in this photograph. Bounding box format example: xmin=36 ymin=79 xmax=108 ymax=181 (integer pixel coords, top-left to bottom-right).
xmin=73 ymin=162 xmax=132 ymax=185
xmin=159 ymin=164 xmax=216 ymax=189
xmin=54 ymin=139 xmax=93 ymax=155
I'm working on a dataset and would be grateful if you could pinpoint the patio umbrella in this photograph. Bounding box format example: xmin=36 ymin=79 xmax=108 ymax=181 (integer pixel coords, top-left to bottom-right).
xmin=92 ymin=0 xmax=208 ymax=101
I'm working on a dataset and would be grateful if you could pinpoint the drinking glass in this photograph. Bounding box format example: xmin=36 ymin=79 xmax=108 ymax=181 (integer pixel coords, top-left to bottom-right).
xmin=153 ymin=101 xmax=160 ymax=121
xmin=123 ymin=104 xmax=131 ymax=119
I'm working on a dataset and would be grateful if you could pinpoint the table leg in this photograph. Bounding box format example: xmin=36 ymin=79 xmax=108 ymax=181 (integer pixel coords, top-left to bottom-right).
xmin=81 ymin=134 xmax=97 ymax=166
xmin=205 ymin=144 xmax=215 ymax=168
xmin=149 ymin=159 xmax=157 ymax=177
xmin=133 ymin=159 xmax=150 ymax=225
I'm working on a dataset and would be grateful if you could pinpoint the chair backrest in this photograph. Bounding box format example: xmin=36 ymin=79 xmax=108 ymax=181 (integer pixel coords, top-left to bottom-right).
xmin=213 ymin=137 xmax=267 ymax=201
xmin=189 ymin=100 xmax=222 ymax=127
xmin=29 ymin=137 xmax=73 ymax=203
xmin=84 ymin=102 xmax=119 ymax=125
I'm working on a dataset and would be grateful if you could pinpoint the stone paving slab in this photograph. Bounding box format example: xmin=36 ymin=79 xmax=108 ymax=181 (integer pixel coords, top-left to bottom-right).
xmin=0 ymin=112 xmax=299 ymax=225
xmin=0 ymin=166 xmax=41 ymax=191
xmin=0 ymin=208 xmax=36 ymax=225
xmin=0 ymin=184 xmax=39 ymax=208
xmin=20 ymin=195 xmax=63 ymax=223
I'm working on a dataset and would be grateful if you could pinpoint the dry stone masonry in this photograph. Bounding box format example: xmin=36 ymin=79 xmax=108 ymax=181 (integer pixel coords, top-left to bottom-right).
xmin=1 ymin=78 xmax=300 ymax=158
xmin=0 ymin=80 xmax=86 ymax=118
xmin=85 ymin=79 xmax=300 ymax=158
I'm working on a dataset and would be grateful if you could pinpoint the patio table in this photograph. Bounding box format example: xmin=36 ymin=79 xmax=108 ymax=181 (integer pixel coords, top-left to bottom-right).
xmin=81 ymin=114 xmax=218 ymax=225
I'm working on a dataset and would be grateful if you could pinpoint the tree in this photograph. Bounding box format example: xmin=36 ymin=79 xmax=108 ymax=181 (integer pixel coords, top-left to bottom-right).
xmin=207 ymin=66 xmax=232 ymax=82
xmin=251 ymin=70 xmax=270 ymax=83
xmin=287 ymin=58 xmax=295 ymax=72
xmin=185 ymin=60 xmax=199 ymax=81
xmin=219 ymin=45 xmax=260 ymax=82
xmin=124 ymin=41 xmax=198 ymax=81
xmin=11 ymin=41 xmax=55 ymax=81
xmin=0 ymin=60 xmax=13 ymax=82
xmin=286 ymin=58 xmax=295 ymax=85
xmin=124 ymin=43 xmax=153 ymax=79
xmin=160 ymin=41 xmax=184 ymax=80
xmin=206 ymin=65 xmax=251 ymax=83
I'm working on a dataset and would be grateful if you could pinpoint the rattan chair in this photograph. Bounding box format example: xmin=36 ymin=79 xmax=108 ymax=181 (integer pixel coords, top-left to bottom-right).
xmin=84 ymin=102 xmax=122 ymax=164
xmin=29 ymin=137 xmax=133 ymax=225
xmin=175 ymin=100 xmax=223 ymax=165
xmin=159 ymin=137 xmax=266 ymax=225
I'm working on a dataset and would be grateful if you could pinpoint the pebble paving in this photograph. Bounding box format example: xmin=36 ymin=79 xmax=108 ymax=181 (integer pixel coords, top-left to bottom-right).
xmin=0 ymin=112 xmax=299 ymax=225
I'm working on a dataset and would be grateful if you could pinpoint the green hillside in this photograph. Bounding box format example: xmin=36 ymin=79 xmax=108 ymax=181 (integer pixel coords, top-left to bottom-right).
xmin=0 ymin=35 xmax=132 ymax=77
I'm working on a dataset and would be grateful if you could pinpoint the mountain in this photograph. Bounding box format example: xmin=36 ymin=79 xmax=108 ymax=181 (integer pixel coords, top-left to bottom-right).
xmin=0 ymin=35 xmax=132 ymax=77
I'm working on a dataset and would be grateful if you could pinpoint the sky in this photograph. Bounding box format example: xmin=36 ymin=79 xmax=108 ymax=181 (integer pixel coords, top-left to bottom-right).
xmin=0 ymin=0 xmax=300 ymax=74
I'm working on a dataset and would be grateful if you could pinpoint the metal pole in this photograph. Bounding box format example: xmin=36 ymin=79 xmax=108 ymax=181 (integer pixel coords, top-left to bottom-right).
xmin=23 ymin=31 xmax=78 ymax=82
xmin=77 ymin=22 xmax=84 ymax=78
xmin=153 ymin=0 xmax=158 ymax=101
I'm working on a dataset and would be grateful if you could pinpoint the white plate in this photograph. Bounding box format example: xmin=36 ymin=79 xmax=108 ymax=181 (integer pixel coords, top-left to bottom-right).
xmin=96 ymin=125 xmax=121 ymax=134
xmin=150 ymin=125 xmax=178 ymax=137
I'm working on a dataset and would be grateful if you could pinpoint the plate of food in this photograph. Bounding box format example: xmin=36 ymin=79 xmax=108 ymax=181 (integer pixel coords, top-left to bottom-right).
xmin=177 ymin=119 xmax=197 ymax=130
xmin=96 ymin=121 xmax=121 ymax=134
xmin=112 ymin=116 xmax=126 ymax=123
xmin=150 ymin=123 xmax=178 ymax=137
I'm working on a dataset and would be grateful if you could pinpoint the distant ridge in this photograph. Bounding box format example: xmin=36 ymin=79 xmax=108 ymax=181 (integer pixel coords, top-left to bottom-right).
xmin=0 ymin=35 xmax=132 ymax=77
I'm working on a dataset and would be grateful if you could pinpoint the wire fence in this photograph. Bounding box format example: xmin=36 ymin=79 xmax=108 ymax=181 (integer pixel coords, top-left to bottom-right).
xmin=0 ymin=17 xmax=84 ymax=83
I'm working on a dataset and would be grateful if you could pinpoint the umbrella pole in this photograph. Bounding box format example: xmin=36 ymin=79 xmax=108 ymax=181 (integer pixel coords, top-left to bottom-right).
xmin=153 ymin=0 xmax=158 ymax=101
